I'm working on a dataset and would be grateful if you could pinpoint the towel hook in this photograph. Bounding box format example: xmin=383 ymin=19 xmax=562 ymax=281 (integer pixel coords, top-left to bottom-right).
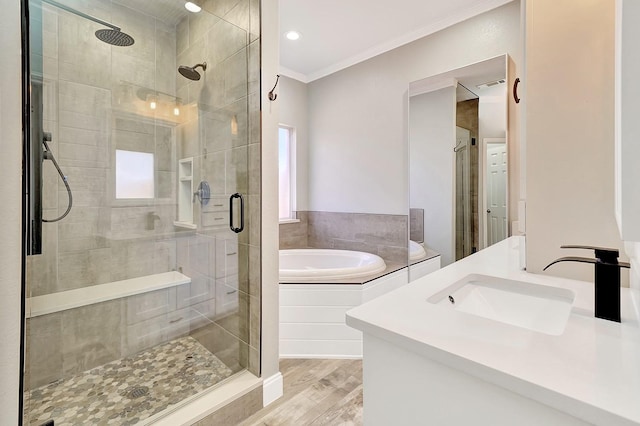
xmin=268 ymin=74 xmax=280 ymax=101
xmin=513 ymin=77 xmax=521 ymax=104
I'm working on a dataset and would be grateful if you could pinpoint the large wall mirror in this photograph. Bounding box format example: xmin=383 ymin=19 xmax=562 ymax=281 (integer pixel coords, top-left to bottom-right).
xmin=408 ymin=55 xmax=509 ymax=275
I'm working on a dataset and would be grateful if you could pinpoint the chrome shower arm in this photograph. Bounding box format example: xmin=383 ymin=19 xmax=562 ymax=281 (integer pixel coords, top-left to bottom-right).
xmin=40 ymin=0 xmax=120 ymax=31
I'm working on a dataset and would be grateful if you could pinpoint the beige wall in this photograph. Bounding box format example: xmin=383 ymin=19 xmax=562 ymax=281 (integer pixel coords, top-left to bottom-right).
xmin=0 ymin=0 xmax=23 ymax=421
xmin=260 ymin=0 xmax=281 ymax=382
xmin=525 ymin=0 xmax=627 ymax=283
xmin=304 ymin=1 xmax=521 ymax=215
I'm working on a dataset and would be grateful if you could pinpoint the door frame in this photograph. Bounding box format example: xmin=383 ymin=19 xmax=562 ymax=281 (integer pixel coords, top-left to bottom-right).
xmin=481 ymin=137 xmax=507 ymax=248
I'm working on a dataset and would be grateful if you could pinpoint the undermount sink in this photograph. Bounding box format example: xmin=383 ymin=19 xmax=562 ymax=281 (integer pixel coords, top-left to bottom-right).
xmin=427 ymin=274 xmax=575 ymax=335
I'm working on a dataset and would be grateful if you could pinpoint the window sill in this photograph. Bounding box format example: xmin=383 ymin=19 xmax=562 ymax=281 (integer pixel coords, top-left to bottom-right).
xmin=279 ymin=219 xmax=301 ymax=225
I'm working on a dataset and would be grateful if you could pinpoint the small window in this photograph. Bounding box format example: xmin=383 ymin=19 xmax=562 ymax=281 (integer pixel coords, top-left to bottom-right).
xmin=115 ymin=149 xmax=154 ymax=199
xmin=278 ymin=125 xmax=295 ymax=221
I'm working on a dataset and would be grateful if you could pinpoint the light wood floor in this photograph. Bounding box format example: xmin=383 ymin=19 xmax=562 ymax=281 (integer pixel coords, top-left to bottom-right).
xmin=239 ymin=359 xmax=363 ymax=426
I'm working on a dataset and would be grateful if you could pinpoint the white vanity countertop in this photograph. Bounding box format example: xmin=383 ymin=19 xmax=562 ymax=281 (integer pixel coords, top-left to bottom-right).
xmin=346 ymin=236 xmax=640 ymax=426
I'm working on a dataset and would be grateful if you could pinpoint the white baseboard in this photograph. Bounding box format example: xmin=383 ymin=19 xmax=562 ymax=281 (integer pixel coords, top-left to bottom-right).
xmin=262 ymin=372 xmax=283 ymax=407
xmin=279 ymin=339 xmax=363 ymax=358
xmin=279 ymin=354 xmax=362 ymax=359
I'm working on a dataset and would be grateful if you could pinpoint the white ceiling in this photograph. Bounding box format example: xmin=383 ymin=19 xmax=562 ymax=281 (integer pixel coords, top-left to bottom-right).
xmin=113 ymin=0 xmax=188 ymax=26
xmin=279 ymin=0 xmax=513 ymax=83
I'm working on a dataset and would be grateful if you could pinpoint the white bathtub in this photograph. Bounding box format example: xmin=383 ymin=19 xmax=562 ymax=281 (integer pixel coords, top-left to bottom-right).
xmin=409 ymin=240 xmax=427 ymax=261
xmin=279 ymin=249 xmax=387 ymax=282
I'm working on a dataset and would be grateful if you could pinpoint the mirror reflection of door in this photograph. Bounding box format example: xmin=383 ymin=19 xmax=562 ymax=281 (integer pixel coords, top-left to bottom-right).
xmin=485 ymin=139 xmax=507 ymax=245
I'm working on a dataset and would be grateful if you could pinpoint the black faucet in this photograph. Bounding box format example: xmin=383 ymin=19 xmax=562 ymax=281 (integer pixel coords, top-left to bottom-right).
xmin=544 ymin=245 xmax=630 ymax=323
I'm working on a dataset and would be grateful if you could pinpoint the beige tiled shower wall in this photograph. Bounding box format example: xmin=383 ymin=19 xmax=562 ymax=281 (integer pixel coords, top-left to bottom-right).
xmin=279 ymin=211 xmax=408 ymax=264
xmin=174 ymin=0 xmax=261 ymax=377
xmin=26 ymin=1 xmax=183 ymax=389
xmin=27 ymin=1 xmax=179 ymax=298
xmin=25 ymin=0 xmax=261 ymax=390
xmin=409 ymin=208 xmax=424 ymax=243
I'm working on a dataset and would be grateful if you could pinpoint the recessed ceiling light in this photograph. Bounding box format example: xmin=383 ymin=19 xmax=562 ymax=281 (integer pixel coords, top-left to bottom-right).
xmin=285 ymin=31 xmax=301 ymax=41
xmin=185 ymin=1 xmax=201 ymax=13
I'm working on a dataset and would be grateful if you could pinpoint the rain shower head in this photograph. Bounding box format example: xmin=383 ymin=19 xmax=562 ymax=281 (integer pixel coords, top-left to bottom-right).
xmin=95 ymin=29 xmax=135 ymax=47
xmin=179 ymin=63 xmax=207 ymax=81
xmin=42 ymin=0 xmax=135 ymax=47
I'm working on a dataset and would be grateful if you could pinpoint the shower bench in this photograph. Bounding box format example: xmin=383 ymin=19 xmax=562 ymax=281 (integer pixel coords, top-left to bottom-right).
xmin=26 ymin=271 xmax=191 ymax=318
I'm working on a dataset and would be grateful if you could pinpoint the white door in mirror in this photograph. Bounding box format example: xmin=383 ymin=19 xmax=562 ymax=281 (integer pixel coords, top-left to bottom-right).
xmin=486 ymin=143 xmax=507 ymax=245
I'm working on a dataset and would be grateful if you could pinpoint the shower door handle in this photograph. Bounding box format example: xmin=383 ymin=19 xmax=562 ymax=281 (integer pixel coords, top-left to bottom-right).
xmin=229 ymin=192 xmax=244 ymax=233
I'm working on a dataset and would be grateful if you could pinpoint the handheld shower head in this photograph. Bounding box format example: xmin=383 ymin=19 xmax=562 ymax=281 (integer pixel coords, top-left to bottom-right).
xmin=179 ymin=63 xmax=207 ymax=81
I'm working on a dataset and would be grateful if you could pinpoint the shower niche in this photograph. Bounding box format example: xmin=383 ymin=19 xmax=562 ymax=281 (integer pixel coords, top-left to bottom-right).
xmin=176 ymin=157 xmax=195 ymax=227
xmin=22 ymin=0 xmax=261 ymax=424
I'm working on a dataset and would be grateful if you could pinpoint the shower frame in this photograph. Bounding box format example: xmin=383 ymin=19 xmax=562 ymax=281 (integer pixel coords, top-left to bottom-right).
xmin=20 ymin=0 xmax=32 ymax=423
xmin=20 ymin=0 xmax=261 ymax=423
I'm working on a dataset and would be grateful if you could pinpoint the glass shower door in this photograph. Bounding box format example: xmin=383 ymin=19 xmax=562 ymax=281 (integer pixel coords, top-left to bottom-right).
xmin=22 ymin=0 xmax=260 ymax=424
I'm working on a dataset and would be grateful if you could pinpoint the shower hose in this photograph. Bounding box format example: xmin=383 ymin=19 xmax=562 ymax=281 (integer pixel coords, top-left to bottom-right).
xmin=42 ymin=139 xmax=73 ymax=223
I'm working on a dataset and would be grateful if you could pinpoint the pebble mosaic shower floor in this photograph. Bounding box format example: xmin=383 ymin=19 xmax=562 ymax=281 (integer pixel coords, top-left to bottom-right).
xmin=24 ymin=336 xmax=234 ymax=425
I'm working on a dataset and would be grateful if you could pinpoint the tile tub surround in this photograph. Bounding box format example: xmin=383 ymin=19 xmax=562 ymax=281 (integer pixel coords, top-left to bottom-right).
xmin=279 ymin=211 xmax=309 ymax=249
xmin=279 ymin=211 xmax=409 ymax=264
xmin=24 ymin=336 xmax=233 ymax=426
xmin=409 ymin=208 xmax=424 ymax=243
